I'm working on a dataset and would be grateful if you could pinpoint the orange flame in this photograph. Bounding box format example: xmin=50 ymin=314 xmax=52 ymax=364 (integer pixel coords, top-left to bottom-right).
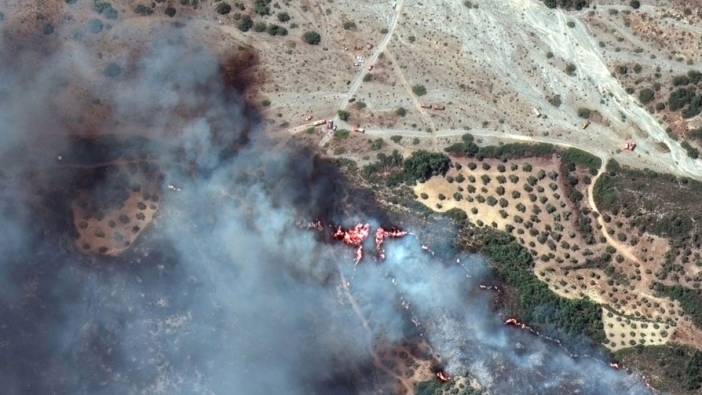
xmin=436 ymin=371 xmax=450 ymax=382
xmin=375 ymin=227 xmax=408 ymax=260
xmin=333 ymin=224 xmax=370 ymax=264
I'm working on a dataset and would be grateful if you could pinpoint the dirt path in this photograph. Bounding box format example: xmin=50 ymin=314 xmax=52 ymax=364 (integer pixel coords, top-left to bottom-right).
xmin=320 ymin=0 xmax=405 ymax=147
xmin=586 ymin=160 xmax=645 ymax=267
xmin=365 ymin=127 xmax=608 ymax=156
xmin=382 ymin=50 xmax=438 ymax=150
xmin=338 ymin=270 xmax=415 ymax=395
xmin=335 ymin=0 xmax=405 ymax=111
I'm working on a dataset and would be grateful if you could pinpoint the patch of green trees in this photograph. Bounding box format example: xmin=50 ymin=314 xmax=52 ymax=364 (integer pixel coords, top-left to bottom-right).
xmin=403 ymin=150 xmax=450 ymax=182
xmin=478 ymin=229 xmax=605 ymax=343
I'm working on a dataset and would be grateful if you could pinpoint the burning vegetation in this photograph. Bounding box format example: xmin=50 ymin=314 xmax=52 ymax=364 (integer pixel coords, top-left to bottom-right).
xmin=375 ymin=227 xmax=408 ymax=260
xmin=311 ymin=221 xmax=410 ymax=264
xmin=333 ymin=223 xmax=370 ymax=264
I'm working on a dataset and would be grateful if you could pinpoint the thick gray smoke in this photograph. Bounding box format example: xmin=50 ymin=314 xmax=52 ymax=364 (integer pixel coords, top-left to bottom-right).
xmin=0 ymin=9 xmax=652 ymax=395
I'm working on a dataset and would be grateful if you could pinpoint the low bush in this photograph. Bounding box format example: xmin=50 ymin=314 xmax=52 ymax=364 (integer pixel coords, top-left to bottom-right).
xmin=412 ymin=84 xmax=427 ymax=96
xmin=303 ymin=31 xmax=321 ymax=45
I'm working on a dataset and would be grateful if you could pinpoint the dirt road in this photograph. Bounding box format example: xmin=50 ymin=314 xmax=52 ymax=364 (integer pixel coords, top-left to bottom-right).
xmin=336 ymin=0 xmax=405 ymax=111
xmin=319 ymin=0 xmax=406 ymax=147
xmin=586 ymin=160 xmax=645 ymax=266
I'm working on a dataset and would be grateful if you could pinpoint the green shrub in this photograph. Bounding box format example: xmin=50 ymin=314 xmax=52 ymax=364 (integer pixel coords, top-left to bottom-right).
xmin=361 ymin=150 xmax=404 ymax=185
xmin=94 ymin=1 xmax=119 ymax=18
xmin=682 ymin=141 xmax=700 ymax=159
xmin=254 ymin=0 xmax=271 ymax=15
xmin=668 ymin=87 xmax=694 ymax=111
xmin=103 ymin=63 xmax=122 ymax=78
xmin=444 ymin=208 xmax=468 ymax=225
xmin=334 ymin=129 xmax=350 ymax=139
xmin=639 ymin=88 xmax=655 ymax=104
xmin=682 ymin=95 xmax=702 ymax=118
xmin=370 ymin=138 xmax=384 ymax=150
xmin=303 ymin=31 xmax=321 ymax=45
xmin=593 ymin=174 xmax=617 ymax=209
xmin=88 ymin=19 xmax=104 ymax=33
xmin=267 ymin=24 xmax=288 ymax=36
xmin=337 ymin=110 xmax=350 ymax=121
xmin=548 ymin=95 xmax=562 ymax=107
xmin=689 ymin=128 xmax=702 ymax=142
xmin=673 ymin=75 xmax=690 ymax=86
xmin=445 ymin=142 xmax=479 ymax=157
xmin=277 ymin=12 xmax=290 ymax=22
xmin=134 ymin=4 xmax=154 ymax=15
xmin=238 ymin=16 xmax=253 ymax=32
xmin=412 ymin=84 xmax=427 ymax=96
xmin=215 ymin=2 xmax=231 ymax=15
xmin=254 ymin=22 xmax=267 ymax=32
xmin=688 ymin=70 xmax=702 ymax=84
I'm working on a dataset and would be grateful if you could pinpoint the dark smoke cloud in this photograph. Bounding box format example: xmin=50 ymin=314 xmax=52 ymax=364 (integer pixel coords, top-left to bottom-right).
xmin=0 ymin=11 xmax=652 ymax=395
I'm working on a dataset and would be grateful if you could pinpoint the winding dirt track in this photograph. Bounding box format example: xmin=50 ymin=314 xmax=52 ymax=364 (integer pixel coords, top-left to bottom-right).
xmin=586 ymin=161 xmax=644 ymax=266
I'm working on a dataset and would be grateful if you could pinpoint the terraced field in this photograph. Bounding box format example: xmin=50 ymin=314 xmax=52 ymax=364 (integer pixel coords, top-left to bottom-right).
xmin=414 ymin=152 xmax=686 ymax=351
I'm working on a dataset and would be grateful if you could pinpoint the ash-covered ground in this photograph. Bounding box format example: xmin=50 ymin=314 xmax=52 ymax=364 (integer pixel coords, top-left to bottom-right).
xmin=0 ymin=19 xmax=652 ymax=395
